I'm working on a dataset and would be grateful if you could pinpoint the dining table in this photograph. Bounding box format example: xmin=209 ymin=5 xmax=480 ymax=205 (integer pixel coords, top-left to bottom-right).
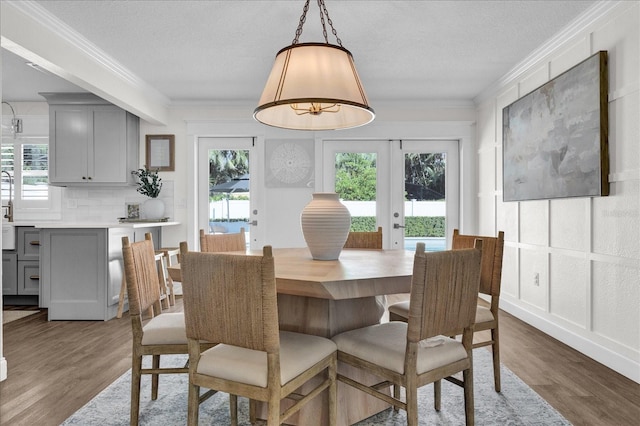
xmin=168 ymin=246 xmax=416 ymax=425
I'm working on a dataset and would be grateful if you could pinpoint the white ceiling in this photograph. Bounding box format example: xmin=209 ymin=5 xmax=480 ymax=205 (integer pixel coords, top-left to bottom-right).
xmin=2 ymin=0 xmax=598 ymax=106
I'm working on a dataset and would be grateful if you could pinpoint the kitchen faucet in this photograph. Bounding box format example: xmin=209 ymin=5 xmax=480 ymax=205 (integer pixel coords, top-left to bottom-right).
xmin=2 ymin=170 xmax=13 ymax=222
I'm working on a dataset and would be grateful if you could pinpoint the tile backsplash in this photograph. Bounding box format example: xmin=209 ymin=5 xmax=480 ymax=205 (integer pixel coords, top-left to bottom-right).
xmin=60 ymin=180 xmax=174 ymax=222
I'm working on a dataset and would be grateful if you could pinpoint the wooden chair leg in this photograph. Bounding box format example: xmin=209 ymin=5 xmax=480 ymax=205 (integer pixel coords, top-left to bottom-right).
xmin=166 ymin=276 xmax=175 ymax=306
xmin=159 ymin=256 xmax=171 ymax=310
xmin=117 ymin=275 xmax=126 ymax=319
xmin=406 ymin=382 xmax=419 ymax=426
xmin=249 ymin=399 xmax=257 ymax=423
xmin=491 ymin=326 xmax=501 ymax=392
xmin=152 ymin=355 xmax=160 ymax=400
xmin=463 ymin=366 xmax=475 ymax=426
xmin=130 ymin=355 xmax=142 ymax=426
xmin=187 ymin=382 xmax=200 ymax=426
xmin=328 ymin=357 xmax=337 ymax=426
xmin=393 ymin=383 xmax=400 ymax=411
xmin=268 ymin=394 xmax=280 ymax=425
xmin=230 ymin=394 xmax=238 ymax=426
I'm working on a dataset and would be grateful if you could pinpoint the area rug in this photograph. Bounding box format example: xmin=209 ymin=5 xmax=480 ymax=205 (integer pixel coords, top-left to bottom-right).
xmin=2 ymin=310 xmax=39 ymax=325
xmin=61 ymin=348 xmax=569 ymax=425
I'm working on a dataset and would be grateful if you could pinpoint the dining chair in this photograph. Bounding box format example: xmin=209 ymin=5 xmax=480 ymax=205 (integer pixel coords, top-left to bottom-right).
xmin=199 ymin=227 xmax=246 ymax=252
xmin=388 ymin=229 xmax=505 ymax=392
xmin=343 ymin=226 xmax=383 ymax=249
xmin=179 ymin=243 xmax=338 ymax=426
xmin=154 ymin=251 xmax=171 ymax=310
xmin=157 ymin=246 xmax=180 ymax=304
xmin=121 ymin=233 xmax=190 ymax=426
xmin=332 ymin=241 xmax=482 ymax=426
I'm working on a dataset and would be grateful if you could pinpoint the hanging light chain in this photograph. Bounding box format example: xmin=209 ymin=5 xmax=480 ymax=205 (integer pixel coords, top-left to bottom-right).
xmin=318 ymin=0 xmax=342 ymax=47
xmin=292 ymin=0 xmax=310 ymax=45
xmin=291 ymin=0 xmax=342 ymax=47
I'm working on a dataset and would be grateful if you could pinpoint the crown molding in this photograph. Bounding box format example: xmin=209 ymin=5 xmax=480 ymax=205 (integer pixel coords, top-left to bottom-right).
xmin=474 ymin=1 xmax=623 ymax=105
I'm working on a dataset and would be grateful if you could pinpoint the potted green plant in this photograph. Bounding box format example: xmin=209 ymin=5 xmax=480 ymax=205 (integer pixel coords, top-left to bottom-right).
xmin=133 ymin=166 xmax=164 ymax=219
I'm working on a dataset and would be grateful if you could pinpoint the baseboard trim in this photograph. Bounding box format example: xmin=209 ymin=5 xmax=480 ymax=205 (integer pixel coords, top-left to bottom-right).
xmin=500 ymin=299 xmax=639 ymax=383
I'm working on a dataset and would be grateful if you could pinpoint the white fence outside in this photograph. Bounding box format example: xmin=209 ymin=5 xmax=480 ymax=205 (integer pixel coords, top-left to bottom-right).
xmin=209 ymin=199 xmax=445 ymax=221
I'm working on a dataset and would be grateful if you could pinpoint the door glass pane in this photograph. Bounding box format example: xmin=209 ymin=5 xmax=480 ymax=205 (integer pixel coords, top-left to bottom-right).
xmin=404 ymin=152 xmax=447 ymax=251
xmin=207 ymin=149 xmax=250 ymax=246
xmin=334 ymin=152 xmax=377 ymax=231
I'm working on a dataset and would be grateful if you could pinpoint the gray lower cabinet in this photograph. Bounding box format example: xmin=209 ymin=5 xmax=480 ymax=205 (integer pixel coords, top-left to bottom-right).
xmin=2 ymin=226 xmax=40 ymax=304
xmin=41 ymin=226 xmax=160 ymax=321
xmin=18 ymin=261 xmax=40 ymax=295
xmin=2 ymin=252 xmax=18 ymax=295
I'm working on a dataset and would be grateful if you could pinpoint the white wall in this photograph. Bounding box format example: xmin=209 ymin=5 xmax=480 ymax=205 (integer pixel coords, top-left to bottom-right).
xmin=475 ymin=1 xmax=639 ymax=382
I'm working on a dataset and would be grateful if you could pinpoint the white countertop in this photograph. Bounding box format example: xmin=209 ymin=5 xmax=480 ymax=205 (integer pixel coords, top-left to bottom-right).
xmin=6 ymin=221 xmax=180 ymax=229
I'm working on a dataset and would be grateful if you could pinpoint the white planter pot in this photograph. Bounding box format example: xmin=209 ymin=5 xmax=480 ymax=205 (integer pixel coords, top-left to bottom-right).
xmin=300 ymin=192 xmax=351 ymax=260
xmin=144 ymin=198 xmax=165 ymax=220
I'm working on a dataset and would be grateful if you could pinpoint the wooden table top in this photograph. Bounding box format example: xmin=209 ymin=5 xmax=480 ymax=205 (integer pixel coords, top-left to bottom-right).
xmin=168 ymin=247 xmax=415 ymax=300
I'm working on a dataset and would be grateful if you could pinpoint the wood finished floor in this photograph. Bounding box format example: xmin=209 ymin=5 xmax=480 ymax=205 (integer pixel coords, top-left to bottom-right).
xmin=1 ymin=299 xmax=638 ymax=426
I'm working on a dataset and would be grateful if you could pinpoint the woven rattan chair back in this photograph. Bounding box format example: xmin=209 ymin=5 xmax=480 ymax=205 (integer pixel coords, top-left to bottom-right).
xmin=122 ymin=234 xmax=162 ymax=318
xmin=452 ymin=229 xmax=504 ymax=297
xmin=407 ymin=241 xmax=483 ymax=343
xmin=199 ymin=228 xmax=246 ymax=253
xmin=181 ymin=244 xmax=277 ymax=351
xmin=343 ymin=226 xmax=383 ymax=249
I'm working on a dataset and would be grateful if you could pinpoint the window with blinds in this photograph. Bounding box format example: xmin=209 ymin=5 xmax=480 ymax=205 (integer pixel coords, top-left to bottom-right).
xmin=2 ymin=140 xmax=50 ymax=203
xmin=21 ymin=143 xmax=48 ymax=200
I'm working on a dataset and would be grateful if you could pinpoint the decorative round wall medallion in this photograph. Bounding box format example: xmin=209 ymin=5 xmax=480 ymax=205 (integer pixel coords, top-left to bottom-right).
xmin=269 ymin=142 xmax=312 ymax=185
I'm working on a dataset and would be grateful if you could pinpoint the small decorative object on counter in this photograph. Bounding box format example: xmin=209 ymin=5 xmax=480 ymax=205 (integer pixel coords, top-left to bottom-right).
xmin=300 ymin=192 xmax=351 ymax=260
xmin=133 ymin=166 xmax=165 ymax=219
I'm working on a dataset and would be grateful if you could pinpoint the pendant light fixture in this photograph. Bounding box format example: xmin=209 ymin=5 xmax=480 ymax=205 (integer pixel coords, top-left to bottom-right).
xmin=254 ymin=0 xmax=374 ymax=131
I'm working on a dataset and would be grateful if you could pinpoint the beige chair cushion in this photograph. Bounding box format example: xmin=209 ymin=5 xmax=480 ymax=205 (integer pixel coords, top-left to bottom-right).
xmin=141 ymin=313 xmax=188 ymax=345
xmin=475 ymin=305 xmax=494 ymax=323
xmin=390 ymin=301 xmax=495 ymax=325
xmin=332 ymin=322 xmax=467 ymax=375
xmin=196 ymin=331 xmax=336 ymax=388
xmin=387 ymin=300 xmax=409 ymax=317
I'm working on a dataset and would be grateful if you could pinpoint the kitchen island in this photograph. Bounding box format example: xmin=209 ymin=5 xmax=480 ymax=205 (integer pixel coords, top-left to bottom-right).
xmin=30 ymin=221 xmax=179 ymax=321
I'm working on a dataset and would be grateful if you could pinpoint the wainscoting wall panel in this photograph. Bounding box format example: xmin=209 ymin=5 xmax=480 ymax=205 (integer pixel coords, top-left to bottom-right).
xmin=474 ymin=1 xmax=639 ymax=381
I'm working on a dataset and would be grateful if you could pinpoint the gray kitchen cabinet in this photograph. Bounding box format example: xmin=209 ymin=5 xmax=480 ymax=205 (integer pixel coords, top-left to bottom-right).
xmin=17 ymin=227 xmax=41 ymax=260
xmin=18 ymin=261 xmax=40 ymax=296
xmin=41 ymin=92 xmax=139 ymax=186
xmin=2 ymin=226 xmax=40 ymax=304
xmin=41 ymin=226 xmax=161 ymax=321
xmin=2 ymin=252 xmax=18 ymax=295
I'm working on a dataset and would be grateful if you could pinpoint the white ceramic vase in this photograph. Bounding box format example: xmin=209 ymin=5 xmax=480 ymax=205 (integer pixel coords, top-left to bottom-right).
xmin=144 ymin=198 xmax=165 ymax=220
xmin=300 ymin=192 xmax=351 ymax=260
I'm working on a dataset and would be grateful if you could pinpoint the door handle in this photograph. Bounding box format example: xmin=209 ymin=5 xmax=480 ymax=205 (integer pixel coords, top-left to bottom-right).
xmin=251 ymin=220 xmax=258 ymax=226
xmin=393 ymin=223 xmax=405 ymax=229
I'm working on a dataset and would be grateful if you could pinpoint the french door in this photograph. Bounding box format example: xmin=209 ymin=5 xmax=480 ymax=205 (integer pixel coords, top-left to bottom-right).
xmin=197 ymin=137 xmax=256 ymax=248
xmin=323 ymin=139 xmax=459 ymax=250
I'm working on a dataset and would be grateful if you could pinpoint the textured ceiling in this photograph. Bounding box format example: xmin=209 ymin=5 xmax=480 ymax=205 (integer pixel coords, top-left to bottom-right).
xmin=2 ymin=0 xmax=597 ymax=104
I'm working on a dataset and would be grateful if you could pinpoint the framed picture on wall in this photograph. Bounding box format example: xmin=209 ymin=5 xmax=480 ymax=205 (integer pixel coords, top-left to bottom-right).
xmin=502 ymin=51 xmax=609 ymax=201
xmin=126 ymin=203 xmax=140 ymax=219
xmin=146 ymin=134 xmax=175 ymax=171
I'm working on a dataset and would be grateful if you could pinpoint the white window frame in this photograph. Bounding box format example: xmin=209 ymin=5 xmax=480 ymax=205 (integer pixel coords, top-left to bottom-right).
xmin=2 ymin=135 xmax=61 ymax=221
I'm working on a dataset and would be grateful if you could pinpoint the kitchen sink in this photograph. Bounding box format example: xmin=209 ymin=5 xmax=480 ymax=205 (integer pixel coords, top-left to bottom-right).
xmin=2 ymin=223 xmax=15 ymax=250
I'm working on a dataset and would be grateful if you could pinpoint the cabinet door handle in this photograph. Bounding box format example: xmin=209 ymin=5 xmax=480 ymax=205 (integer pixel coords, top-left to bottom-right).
xmin=29 ymin=275 xmax=40 ymax=280
xmin=29 ymin=240 xmax=40 ymax=246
